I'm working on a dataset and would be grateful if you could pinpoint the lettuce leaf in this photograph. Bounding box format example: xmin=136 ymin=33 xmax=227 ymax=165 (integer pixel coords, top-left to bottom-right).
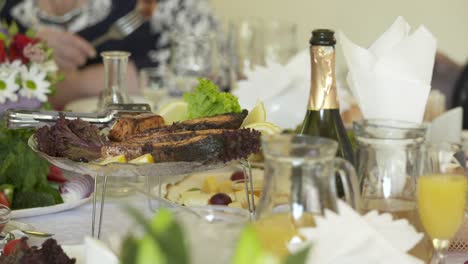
xmin=0 ymin=122 xmax=62 ymax=209
xmin=183 ymin=78 xmax=241 ymax=119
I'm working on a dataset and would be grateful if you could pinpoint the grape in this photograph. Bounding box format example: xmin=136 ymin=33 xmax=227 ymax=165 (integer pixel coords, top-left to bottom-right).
xmin=230 ymin=170 xmax=246 ymax=181
xmin=209 ymin=193 xmax=232 ymax=205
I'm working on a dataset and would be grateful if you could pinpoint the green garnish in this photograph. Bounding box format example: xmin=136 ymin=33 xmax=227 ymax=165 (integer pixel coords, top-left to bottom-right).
xmin=183 ymin=78 xmax=241 ymax=119
xmin=0 ymin=122 xmax=62 ymax=209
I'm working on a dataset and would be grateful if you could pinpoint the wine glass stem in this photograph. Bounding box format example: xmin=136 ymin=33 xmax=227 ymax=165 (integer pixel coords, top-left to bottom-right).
xmin=432 ymin=239 xmax=450 ymax=264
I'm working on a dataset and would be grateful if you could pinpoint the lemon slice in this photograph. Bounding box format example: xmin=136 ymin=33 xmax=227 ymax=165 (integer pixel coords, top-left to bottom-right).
xmin=129 ymin=154 xmax=155 ymax=164
xmin=241 ymin=101 xmax=266 ymax=127
xmin=245 ymin=122 xmax=282 ymax=135
xmin=157 ymin=100 xmax=188 ymax=125
xmin=99 ymin=154 xmax=127 ymax=165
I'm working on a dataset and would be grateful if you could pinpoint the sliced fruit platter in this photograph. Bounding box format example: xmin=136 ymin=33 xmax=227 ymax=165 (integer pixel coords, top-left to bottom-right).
xmin=163 ymin=167 xmax=264 ymax=210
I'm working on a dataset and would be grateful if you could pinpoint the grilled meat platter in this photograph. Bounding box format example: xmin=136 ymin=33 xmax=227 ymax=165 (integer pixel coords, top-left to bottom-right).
xmin=34 ymin=110 xmax=261 ymax=165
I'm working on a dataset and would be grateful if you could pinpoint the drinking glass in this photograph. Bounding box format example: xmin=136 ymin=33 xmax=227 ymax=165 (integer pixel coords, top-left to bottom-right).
xmin=168 ymin=32 xmax=230 ymax=94
xmin=98 ymin=51 xmax=131 ymax=111
xmin=418 ymin=142 xmax=467 ymax=264
xmin=139 ymin=67 xmax=169 ymax=110
xmin=354 ymin=119 xmax=433 ymax=261
xmin=254 ymin=134 xmax=359 ymax=257
xmin=225 ymin=18 xmax=298 ymax=80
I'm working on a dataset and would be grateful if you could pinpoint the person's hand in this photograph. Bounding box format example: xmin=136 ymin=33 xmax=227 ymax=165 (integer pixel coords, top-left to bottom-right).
xmin=36 ymin=26 xmax=96 ymax=71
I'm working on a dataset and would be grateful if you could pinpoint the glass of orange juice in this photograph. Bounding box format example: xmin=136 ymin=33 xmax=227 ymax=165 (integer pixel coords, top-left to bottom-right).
xmin=418 ymin=142 xmax=467 ymax=264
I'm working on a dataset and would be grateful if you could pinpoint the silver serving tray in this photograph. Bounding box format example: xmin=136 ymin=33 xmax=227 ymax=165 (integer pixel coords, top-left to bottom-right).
xmin=28 ymin=135 xmax=225 ymax=178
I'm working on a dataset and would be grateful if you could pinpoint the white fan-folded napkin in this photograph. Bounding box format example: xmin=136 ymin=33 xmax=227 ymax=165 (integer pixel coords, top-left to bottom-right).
xmin=339 ymin=16 xmax=437 ymax=124
xmin=84 ymin=236 xmax=118 ymax=264
xmin=289 ymin=201 xmax=424 ymax=264
xmin=233 ymin=50 xmax=352 ymax=129
xmin=427 ymin=107 xmax=463 ymax=144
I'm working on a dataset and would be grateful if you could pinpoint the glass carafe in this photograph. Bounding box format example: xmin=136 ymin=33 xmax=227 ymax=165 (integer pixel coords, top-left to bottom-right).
xmin=253 ymin=134 xmax=359 ymax=257
xmin=99 ymin=51 xmax=131 ymax=111
xmin=354 ymin=119 xmax=432 ymax=261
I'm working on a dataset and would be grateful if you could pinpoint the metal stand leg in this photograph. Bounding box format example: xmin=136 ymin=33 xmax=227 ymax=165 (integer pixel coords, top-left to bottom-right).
xmin=241 ymin=161 xmax=255 ymax=221
xmin=146 ymin=175 xmax=154 ymax=212
xmin=91 ymin=175 xmax=98 ymax=237
xmin=97 ymin=175 xmax=108 ymax=239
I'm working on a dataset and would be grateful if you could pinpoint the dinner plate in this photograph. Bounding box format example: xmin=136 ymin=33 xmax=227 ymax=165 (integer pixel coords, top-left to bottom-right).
xmin=62 ymin=245 xmax=85 ymax=264
xmin=11 ymin=196 xmax=91 ymax=219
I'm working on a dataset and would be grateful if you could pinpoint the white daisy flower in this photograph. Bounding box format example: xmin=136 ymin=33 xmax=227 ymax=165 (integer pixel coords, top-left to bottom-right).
xmin=0 ymin=71 xmax=20 ymax=103
xmin=19 ymin=64 xmax=51 ymax=102
xmin=39 ymin=60 xmax=58 ymax=73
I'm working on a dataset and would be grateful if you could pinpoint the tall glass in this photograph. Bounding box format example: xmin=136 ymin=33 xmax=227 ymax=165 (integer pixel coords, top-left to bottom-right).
xmin=354 ymin=119 xmax=432 ymax=261
xmin=418 ymin=142 xmax=467 ymax=264
xmin=254 ymin=134 xmax=359 ymax=258
xmin=168 ymin=32 xmax=230 ymax=94
xmin=139 ymin=67 xmax=169 ymax=111
xmin=99 ymin=51 xmax=131 ymax=110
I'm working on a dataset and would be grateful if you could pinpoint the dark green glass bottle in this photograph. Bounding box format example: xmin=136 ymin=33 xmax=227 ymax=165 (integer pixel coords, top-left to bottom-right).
xmin=298 ymin=29 xmax=355 ymax=196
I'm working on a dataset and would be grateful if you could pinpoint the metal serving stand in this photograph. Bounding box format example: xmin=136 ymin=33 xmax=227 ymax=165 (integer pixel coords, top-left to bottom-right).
xmin=6 ymin=104 xmax=258 ymax=238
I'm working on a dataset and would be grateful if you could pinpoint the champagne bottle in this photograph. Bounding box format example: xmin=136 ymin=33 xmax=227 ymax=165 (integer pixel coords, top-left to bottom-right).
xmin=299 ymin=29 xmax=355 ymax=196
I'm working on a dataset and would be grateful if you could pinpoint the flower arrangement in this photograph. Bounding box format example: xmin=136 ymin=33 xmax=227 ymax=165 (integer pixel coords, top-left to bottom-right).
xmin=0 ymin=22 xmax=61 ymax=112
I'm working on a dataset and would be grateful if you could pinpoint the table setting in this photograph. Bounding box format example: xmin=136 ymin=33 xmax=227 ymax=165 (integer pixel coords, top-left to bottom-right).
xmin=1 ymin=7 xmax=468 ymax=264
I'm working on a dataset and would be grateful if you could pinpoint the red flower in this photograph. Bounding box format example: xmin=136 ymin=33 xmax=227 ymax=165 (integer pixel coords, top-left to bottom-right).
xmin=0 ymin=40 xmax=6 ymax=62
xmin=8 ymin=34 xmax=39 ymax=63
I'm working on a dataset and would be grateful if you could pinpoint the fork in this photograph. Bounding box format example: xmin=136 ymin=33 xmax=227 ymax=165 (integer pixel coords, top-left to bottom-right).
xmin=91 ymin=9 xmax=146 ymax=47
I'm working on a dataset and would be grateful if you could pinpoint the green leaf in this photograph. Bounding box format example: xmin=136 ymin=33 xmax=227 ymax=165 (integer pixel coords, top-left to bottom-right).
xmin=25 ymin=28 xmax=35 ymax=38
xmin=123 ymin=207 xmax=190 ymax=264
xmin=136 ymin=235 xmax=167 ymax=264
xmin=283 ymin=246 xmax=310 ymax=264
xmin=8 ymin=22 xmax=18 ymax=36
xmin=120 ymin=235 xmax=140 ymax=264
xmin=0 ymin=124 xmax=51 ymax=195
xmin=232 ymin=226 xmax=280 ymax=264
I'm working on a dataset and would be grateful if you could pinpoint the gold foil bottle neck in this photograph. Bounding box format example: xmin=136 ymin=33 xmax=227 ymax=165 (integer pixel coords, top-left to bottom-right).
xmin=308 ymin=45 xmax=339 ymax=110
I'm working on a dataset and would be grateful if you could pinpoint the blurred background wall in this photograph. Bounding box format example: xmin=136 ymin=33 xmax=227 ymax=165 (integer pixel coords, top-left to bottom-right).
xmin=209 ymin=0 xmax=468 ymax=67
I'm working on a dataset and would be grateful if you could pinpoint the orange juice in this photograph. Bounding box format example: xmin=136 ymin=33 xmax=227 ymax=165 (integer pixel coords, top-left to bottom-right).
xmin=418 ymin=174 xmax=467 ymax=239
xmin=252 ymin=212 xmax=315 ymax=258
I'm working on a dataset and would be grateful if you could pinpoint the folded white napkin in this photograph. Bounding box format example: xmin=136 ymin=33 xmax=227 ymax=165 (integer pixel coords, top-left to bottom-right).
xmin=84 ymin=236 xmax=118 ymax=264
xmin=233 ymin=50 xmax=352 ymax=129
xmin=289 ymin=201 xmax=424 ymax=264
xmin=427 ymin=107 xmax=463 ymax=144
xmin=339 ymin=16 xmax=437 ymax=123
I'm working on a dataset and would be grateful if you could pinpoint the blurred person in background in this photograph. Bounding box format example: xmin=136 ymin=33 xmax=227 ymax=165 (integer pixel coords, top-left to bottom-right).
xmin=0 ymin=0 xmax=218 ymax=108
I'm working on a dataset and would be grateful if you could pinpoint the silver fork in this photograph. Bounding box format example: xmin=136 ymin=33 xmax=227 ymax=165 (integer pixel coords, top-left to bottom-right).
xmin=91 ymin=9 xmax=146 ymax=47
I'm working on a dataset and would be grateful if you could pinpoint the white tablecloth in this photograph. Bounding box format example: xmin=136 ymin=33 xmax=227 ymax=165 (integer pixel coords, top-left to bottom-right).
xmin=14 ymin=194 xmax=468 ymax=264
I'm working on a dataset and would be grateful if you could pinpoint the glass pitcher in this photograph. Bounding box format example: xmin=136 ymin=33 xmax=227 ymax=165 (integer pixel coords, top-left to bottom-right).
xmin=354 ymin=119 xmax=432 ymax=261
xmin=256 ymin=134 xmax=360 ymax=220
xmin=253 ymin=134 xmax=359 ymax=257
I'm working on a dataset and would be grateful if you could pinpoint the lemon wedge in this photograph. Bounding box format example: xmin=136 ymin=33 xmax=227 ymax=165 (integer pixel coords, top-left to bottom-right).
xmin=241 ymin=101 xmax=266 ymax=127
xmin=245 ymin=122 xmax=282 ymax=135
xmin=129 ymin=154 xmax=155 ymax=164
xmin=157 ymin=100 xmax=188 ymax=125
xmin=99 ymin=154 xmax=127 ymax=165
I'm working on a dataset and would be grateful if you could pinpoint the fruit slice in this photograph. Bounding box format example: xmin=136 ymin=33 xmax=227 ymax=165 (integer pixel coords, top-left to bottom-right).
xmin=241 ymin=101 xmax=266 ymax=127
xmin=244 ymin=122 xmax=281 ymax=135
xmin=99 ymin=154 xmax=127 ymax=165
xmin=129 ymin=154 xmax=155 ymax=164
xmin=157 ymin=100 xmax=188 ymax=125
xmin=202 ymin=175 xmax=219 ymax=193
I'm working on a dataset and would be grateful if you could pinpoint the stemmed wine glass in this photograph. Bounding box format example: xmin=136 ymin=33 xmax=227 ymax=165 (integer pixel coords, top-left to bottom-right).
xmin=418 ymin=142 xmax=467 ymax=263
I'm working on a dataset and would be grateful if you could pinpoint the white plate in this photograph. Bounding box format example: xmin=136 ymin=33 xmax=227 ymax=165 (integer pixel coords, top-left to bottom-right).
xmin=62 ymin=245 xmax=85 ymax=264
xmin=64 ymin=95 xmax=150 ymax=113
xmin=11 ymin=197 xmax=91 ymax=219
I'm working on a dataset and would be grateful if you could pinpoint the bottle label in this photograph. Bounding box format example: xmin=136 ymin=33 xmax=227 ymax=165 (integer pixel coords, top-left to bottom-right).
xmin=309 ymin=46 xmax=339 ymax=110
